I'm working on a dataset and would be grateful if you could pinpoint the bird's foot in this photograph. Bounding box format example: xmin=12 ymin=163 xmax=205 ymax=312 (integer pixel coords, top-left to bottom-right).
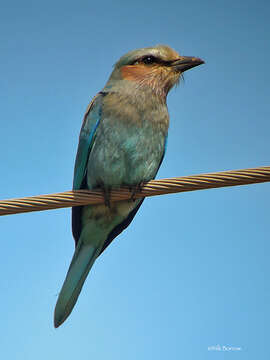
xmin=100 ymin=186 xmax=111 ymax=208
xmin=129 ymin=182 xmax=144 ymax=202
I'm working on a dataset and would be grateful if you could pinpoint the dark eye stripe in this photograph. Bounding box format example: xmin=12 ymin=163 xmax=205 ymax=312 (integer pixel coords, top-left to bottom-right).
xmin=131 ymin=55 xmax=174 ymax=66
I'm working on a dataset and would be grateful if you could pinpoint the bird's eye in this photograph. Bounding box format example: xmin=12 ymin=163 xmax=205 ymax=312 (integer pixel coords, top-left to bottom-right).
xmin=141 ymin=55 xmax=157 ymax=65
xmin=132 ymin=55 xmax=158 ymax=66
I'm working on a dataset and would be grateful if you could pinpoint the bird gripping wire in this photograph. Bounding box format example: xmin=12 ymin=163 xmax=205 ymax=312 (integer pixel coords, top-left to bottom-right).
xmin=0 ymin=166 xmax=269 ymax=217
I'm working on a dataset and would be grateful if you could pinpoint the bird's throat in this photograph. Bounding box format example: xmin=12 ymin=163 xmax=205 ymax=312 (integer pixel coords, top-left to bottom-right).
xmin=121 ymin=65 xmax=173 ymax=101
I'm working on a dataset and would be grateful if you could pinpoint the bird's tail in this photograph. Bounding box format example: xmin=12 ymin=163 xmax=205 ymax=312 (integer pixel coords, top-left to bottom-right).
xmin=54 ymin=242 xmax=100 ymax=328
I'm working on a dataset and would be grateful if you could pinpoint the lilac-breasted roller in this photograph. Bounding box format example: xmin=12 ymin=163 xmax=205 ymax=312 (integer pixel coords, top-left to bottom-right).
xmin=54 ymin=45 xmax=204 ymax=327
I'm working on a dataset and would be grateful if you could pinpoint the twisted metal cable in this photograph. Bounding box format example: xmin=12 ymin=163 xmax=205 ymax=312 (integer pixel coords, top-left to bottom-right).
xmin=0 ymin=166 xmax=269 ymax=216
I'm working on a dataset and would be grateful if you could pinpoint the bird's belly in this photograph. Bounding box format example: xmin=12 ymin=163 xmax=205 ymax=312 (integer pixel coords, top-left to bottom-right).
xmin=86 ymin=121 xmax=166 ymax=189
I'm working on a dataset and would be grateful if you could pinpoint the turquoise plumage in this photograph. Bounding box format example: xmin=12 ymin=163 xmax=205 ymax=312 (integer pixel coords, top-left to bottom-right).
xmin=54 ymin=45 xmax=204 ymax=327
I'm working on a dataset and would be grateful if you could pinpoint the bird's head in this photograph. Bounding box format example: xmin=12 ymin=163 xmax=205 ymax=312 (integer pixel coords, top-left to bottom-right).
xmin=105 ymin=45 xmax=204 ymax=100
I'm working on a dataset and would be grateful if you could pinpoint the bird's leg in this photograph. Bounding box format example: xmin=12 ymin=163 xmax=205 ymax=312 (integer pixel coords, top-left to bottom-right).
xmin=129 ymin=182 xmax=144 ymax=202
xmin=100 ymin=185 xmax=111 ymax=208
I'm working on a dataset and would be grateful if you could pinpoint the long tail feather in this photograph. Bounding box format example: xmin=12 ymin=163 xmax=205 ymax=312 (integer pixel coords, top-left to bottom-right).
xmin=54 ymin=243 xmax=99 ymax=328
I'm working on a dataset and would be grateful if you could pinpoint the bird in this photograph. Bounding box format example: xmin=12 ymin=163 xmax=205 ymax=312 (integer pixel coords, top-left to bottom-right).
xmin=54 ymin=44 xmax=204 ymax=327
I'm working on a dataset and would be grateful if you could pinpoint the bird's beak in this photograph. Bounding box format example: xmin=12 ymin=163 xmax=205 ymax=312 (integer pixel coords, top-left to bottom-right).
xmin=170 ymin=56 xmax=204 ymax=72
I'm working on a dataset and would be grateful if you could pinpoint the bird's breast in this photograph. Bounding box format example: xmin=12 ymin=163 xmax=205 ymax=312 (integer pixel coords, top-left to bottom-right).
xmin=86 ymin=92 xmax=169 ymax=189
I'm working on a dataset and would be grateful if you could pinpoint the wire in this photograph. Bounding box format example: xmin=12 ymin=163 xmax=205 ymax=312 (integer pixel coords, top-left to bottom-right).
xmin=0 ymin=166 xmax=269 ymax=216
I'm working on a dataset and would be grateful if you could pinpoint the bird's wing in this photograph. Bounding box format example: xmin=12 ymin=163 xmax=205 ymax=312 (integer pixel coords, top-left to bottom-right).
xmin=99 ymin=199 xmax=144 ymax=256
xmin=72 ymin=93 xmax=104 ymax=243
xmin=73 ymin=93 xmax=103 ymax=190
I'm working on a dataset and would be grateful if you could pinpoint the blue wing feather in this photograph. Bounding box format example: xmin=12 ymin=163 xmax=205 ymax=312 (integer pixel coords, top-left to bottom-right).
xmin=72 ymin=93 xmax=103 ymax=243
xmin=73 ymin=94 xmax=103 ymax=190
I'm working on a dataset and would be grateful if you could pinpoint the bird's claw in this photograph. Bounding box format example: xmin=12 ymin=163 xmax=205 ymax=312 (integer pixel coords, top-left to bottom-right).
xmin=129 ymin=182 xmax=144 ymax=202
xmin=101 ymin=186 xmax=111 ymax=208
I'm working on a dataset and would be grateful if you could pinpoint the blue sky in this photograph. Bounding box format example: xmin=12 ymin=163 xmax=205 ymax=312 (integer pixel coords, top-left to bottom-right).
xmin=0 ymin=0 xmax=269 ymax=359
